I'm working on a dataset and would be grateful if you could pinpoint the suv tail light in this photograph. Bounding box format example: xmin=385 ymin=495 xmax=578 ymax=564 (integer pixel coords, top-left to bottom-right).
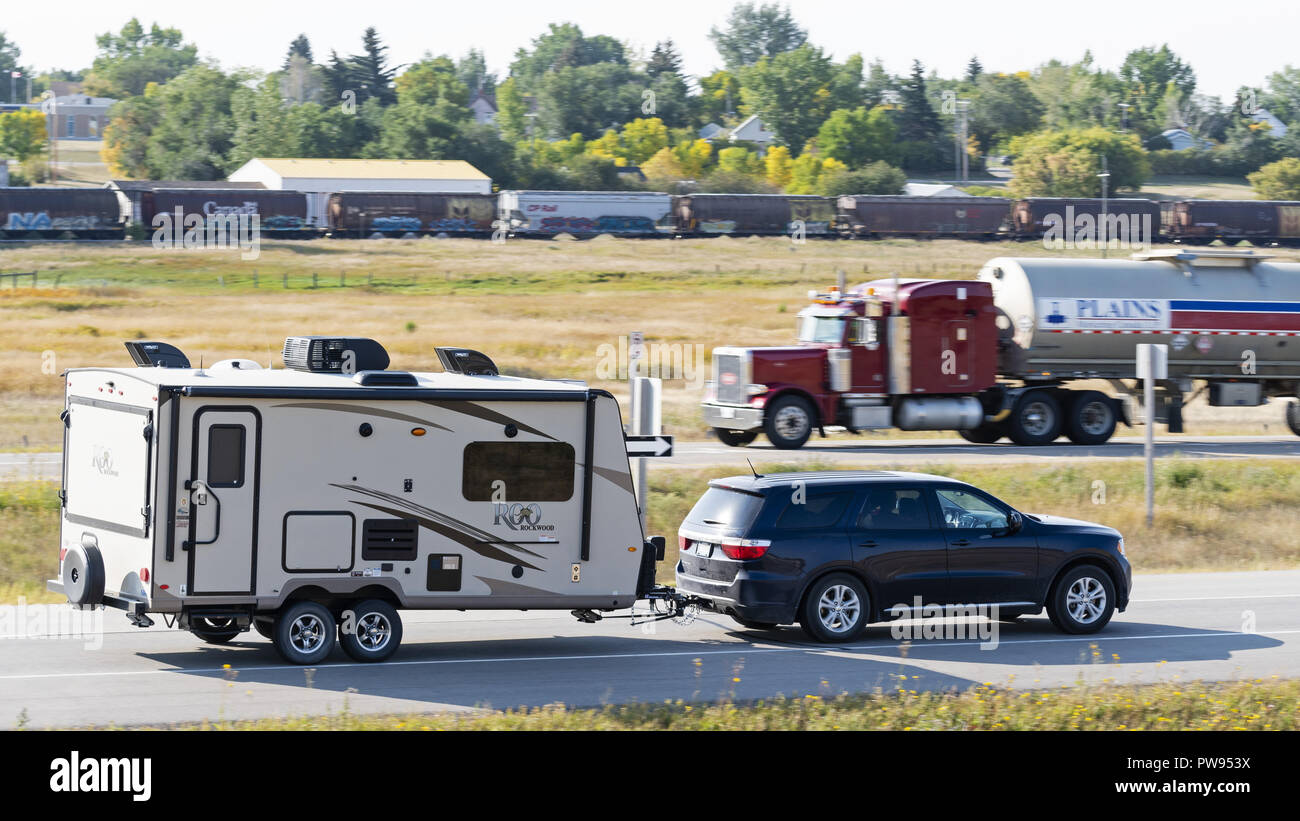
xmin=720 ymin=538 xmax=770 ymax=560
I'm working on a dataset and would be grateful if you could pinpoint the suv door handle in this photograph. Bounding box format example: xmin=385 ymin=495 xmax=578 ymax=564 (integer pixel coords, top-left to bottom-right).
xmin=950 ymin=539 xmax=970 ymax=546
xmin=858 ymin=540 xmax=877 ymax=547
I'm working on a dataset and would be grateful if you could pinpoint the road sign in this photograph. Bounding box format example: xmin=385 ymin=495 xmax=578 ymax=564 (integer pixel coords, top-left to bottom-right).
xmin=625 ymin=435 xmax=673 ymax=457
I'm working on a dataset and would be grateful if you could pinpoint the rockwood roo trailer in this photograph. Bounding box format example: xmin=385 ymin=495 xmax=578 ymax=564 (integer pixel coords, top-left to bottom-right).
xmin=49 ymin=338 xmax=688 ymax=663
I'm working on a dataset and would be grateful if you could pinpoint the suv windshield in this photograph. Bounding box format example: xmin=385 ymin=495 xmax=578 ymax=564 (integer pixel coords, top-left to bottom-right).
xmin=799 ymin=315 xmax=845 ymax=344
xmin=685 ymin=487 xmax=764 ymax=532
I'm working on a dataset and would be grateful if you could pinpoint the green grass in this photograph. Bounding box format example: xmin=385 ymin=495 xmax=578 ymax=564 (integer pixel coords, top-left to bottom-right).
xmin=131 ymin=677 xmax=1300 ymax=730
xmin=0 ymin=482 xmax=61 ymax=603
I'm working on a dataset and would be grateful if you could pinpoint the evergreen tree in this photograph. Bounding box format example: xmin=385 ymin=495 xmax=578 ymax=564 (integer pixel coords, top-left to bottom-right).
xmin=646 ymin=39 xmax=683 ymax=80
xmin=898 ymin=59 xmax=941 ymax=142
xmin=351 ymin=27 xmax=397 ymax=106
xmin=965 ymin=56 xmax=984 ymax=83
xmin=283 ymin=34 xmax=313 ymax=70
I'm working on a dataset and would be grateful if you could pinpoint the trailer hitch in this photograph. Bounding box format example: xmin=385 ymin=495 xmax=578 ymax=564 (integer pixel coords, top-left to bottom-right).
xmin=570 ymin=586 xmax=711 ymax=627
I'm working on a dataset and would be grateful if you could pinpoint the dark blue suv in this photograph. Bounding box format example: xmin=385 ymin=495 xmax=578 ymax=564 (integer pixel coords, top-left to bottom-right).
xmin=675 ymin=471 xmax=1131 ymax=642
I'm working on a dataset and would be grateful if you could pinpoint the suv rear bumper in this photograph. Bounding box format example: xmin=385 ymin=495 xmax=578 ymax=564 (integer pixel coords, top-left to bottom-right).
xmin=675 ymin=565 xmax=794 ymax=624
xmin=702 ymin=403 xmax=764 ymax=431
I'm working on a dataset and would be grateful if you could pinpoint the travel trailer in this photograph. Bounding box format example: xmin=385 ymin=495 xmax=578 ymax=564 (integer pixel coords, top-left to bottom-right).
xmin=49 ymin=338 xmax=671 ymax=664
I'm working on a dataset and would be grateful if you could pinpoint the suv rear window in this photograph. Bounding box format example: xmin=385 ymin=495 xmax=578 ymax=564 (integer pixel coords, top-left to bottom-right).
xmin=684 ymin=487 xmax=764 ymax=532
xmin=775 ymin=492 xmax=851 ymax=530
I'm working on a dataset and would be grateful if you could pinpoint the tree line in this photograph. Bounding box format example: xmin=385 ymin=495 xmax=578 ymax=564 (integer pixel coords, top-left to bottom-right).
xmin=4 ymin=5 xmax=1300 ymax=197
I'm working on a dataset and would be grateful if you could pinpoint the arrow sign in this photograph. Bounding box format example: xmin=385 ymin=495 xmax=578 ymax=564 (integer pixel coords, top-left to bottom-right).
xmin=625 ymin=435 xmax=673 ymax=457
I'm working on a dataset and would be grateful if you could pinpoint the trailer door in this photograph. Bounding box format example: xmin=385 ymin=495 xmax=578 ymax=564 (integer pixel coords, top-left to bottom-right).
xmin=188 ymin=408 xmax=259 ymax=595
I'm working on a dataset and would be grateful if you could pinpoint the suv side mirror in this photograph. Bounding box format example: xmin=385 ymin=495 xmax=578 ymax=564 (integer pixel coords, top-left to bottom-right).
xmin=1005 ymin=511 xmax=1023 ymax=534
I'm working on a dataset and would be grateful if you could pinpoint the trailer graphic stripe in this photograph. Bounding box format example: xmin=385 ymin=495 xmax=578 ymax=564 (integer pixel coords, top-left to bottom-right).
xmin=273 ymin=402 xmax=452 ymax=431
xmin=422 ymin=400 xmax=556 ymax=441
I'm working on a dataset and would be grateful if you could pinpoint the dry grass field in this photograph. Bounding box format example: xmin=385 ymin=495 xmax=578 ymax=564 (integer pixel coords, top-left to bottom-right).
xmin=2 ymin=236 xmax=1298 ymax=450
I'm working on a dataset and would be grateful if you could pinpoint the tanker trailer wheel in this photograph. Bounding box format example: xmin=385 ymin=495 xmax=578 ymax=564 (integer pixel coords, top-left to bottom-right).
xmin=1287 ymin=401 xmax=1300 ymax=437
xmin=714 ymin=428 xmax=759 ymax=447
xmin=958 ymin=423 xmax=1004 ymax=444
xmin=764 ymin=395 xmax=815 ymax=450
xmin=1064 ymin=391 xmax=1118 ymax=445
xmin=191 ymin=617 xmax=242 ymax=645
xmin=1007 ymin=390 xmax=1063 ymax=446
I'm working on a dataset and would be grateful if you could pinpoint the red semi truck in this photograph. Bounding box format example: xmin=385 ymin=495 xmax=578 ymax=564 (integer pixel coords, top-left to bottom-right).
xmin=702 ymin=250 xmax=1300 ymax=448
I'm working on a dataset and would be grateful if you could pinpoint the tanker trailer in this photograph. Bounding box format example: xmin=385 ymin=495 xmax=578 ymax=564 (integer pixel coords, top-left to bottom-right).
xmin=981 ymin=249 xmax=1300 ymax=440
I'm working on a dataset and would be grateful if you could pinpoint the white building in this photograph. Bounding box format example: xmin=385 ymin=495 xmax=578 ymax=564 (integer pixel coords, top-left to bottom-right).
xmin=727 ymin=114 xmax=776 ymax=148
xmin=227 ymin=158 xmax=492 ymax=227
xmin=469 ymin=91 xmax=497 ymax=126
xmin=903 ymin=183 xmax=971 ymax=197
xmin=1160 ymin=128 xmax=1214 ymax=152
xmin=1250 ymin=108 xmax=1289 ymax=139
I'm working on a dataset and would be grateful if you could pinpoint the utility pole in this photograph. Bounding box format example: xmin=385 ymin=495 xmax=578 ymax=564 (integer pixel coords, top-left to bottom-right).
xmin=1098 ymin=155 xmax=1109 ymax=258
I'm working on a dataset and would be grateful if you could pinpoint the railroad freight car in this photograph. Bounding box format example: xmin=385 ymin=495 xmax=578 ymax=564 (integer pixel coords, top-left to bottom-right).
xmin=0 ymin=187 xmax=124 ymax=239
xmin=499 ymin=190 xmax=671 ymax=236
xmin=674 ymin=193 xmax=835 ymax=236
xmin=1012 ymin=198 xmax=1161 ymax=243
xmin=143 ymin=189 xmax=315 ymax=236
xmin=327 ymin=191 xmax=498 ymax=237
xmin=1166 ymin=199 xmax=1300 ymax=242
xmin=836 ymin=195 xmax=1009 ymax=238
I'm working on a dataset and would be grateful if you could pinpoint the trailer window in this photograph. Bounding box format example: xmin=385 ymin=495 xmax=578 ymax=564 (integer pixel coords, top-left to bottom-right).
xmin=462 ymin=442 xmax=575 ymax=502
xmin=207 ymin=425 xmax=245 ymax=488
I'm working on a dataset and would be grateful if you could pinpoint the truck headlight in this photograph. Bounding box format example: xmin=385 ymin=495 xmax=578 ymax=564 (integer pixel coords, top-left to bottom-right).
xmin=746 ymin=383 xmax=768 ymax=396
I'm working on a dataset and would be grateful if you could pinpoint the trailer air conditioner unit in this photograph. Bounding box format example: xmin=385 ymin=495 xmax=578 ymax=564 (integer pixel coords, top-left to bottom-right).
xmin=124 ymin=341 xmax=191 ymax=369
xmin=436 ymin=347 xmax=499 ymax=376
xmin=282 ymin=336 xmax=390 ymax=373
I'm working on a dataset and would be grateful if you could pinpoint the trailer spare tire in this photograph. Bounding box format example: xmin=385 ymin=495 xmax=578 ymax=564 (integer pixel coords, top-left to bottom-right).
xmin=764 ymin=395 xmax=815 ymax=450
xmin=191 ymin=617 xmax=242 ymax=644
xmin=1007 ymin=390 xmax=1062 ymax=446
xmin=1287 ymin=401 xmax=1300 ymax=437
xmin=714 ymin=428 xmax=758 ymax=447
xmin=1065 ymin=391 xmax=1118 ymax=446
xmin=61 ymin=544 xmax=104 ymax=606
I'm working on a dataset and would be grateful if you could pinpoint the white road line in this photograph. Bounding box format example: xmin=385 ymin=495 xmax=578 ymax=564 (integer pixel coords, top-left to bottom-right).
xmin=2 ymin=628 xmax=1296 ymax=683
xmin=1132 ymin=593 xmax=1300 ymax=603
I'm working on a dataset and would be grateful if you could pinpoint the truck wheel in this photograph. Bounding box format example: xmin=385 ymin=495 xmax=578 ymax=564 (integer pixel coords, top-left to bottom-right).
xmin=958 ymin=424 xmax=1003 ymax=444
xmin=1287 ymin=401 xmax=1300 ymax=437
xmin=273 ymin=601 xmax=337 ymax=665
xmin=1007 ymin=390 xmax=1062 ymax=446
xmin=191 ymin=617 xmax=242 ymax=644
xmin=1065 ymin=391 xmax=1117 ymax=445
xmin=799 ymin=573 xmax=869 ymax=643
xmin=338 ymin=599 xmax=403 ymax=663
xmin=764 ymin=395 xmax=815 ymax=449
xmin=1046 ymin=565 xmax=1116 ymax=634
xmin=714 ymin=428 xmax=758 ymax=447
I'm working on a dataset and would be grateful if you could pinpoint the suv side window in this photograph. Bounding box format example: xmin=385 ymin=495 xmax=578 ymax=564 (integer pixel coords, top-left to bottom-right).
xmin=857 ymin=487 xmax=931 ymax=529
xmin=935 ymin=488 xmax=1010 ymax=530
xmin=774 ymin=492 xmax=851 ymax=530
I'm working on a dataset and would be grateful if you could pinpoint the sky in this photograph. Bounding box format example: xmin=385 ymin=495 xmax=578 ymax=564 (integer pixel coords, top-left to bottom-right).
xmin=4 ymin=0 xmax=1298 ymax=104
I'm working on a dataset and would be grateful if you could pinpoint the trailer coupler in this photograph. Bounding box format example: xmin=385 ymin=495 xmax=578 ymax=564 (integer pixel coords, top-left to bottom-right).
xmin=573 ymin=587 xmax=711 ymax=626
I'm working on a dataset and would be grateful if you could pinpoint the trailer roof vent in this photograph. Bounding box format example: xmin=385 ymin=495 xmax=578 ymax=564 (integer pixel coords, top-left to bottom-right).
xmin=435 ymin=347 xmax=499 ymax=376
xmin=124 ymin=341 xmax=191 ymax=369
xmin=283 ymin=336 xmax=390 ymax=373
xmin=353 ymin=370 xmax=418 ymax=387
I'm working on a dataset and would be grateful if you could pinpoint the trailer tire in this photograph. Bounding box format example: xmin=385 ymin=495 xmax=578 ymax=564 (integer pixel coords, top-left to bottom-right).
xmin=1064 ymin=391 xmax=1117 ymax=445
xmin=338 ymin=599 xmax=403 ymax=663
xmin=1007 ymin=390 xmax=1063 ymax=446
xmin=61 ymin=544 xmax=105 ymax=607
xmin=191 ymin=617 xmax=242 ymax=644
xmin=958 ymin=424 xmax=1003 ymax=444
xmin=273 ymin=601 xmax=337 ymax=665
xmin=714 ymin=428 xmax=758 ymax=447
xmin=764 ymin=395 xmax=815 ymax=450
xmin=253 ymin=617 xmax=274 ymax=640
xmin=1287 ymin=401 xmax=1300 ymax=437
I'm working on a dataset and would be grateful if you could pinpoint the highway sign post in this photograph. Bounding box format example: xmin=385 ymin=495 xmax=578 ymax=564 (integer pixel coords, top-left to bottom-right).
xmin=1136 ymin=343 xmax=1168 ymax=526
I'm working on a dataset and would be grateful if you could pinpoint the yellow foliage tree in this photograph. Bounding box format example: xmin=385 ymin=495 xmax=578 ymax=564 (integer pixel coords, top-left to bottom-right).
xmin=765 ymin=145 xmax=793 ymax=189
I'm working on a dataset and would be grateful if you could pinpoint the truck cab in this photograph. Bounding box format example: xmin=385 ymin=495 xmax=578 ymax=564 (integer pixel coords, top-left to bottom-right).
xmin=702 ymin=280 xmax=998 ymax=449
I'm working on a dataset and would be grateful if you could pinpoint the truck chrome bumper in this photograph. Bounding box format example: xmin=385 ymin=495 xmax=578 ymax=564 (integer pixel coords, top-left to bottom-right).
xmin=701 ymin=403 xmax=764 ymax=430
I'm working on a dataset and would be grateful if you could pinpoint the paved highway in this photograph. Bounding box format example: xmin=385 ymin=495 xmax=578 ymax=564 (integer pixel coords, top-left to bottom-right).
xmin=4 ymin=434 xmax=1300 ymax=484
xmin=2 ymin=569 xmax=1297 ymax=729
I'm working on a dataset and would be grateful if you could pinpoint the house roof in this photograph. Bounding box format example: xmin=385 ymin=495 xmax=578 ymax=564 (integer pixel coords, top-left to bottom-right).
xmin=903 ymin=183 xmax=970 ymax=197
xmin=239 ymin=158 xmax=490 ymax=181
xmin=108 ymin=180 xmax=267 ymax=192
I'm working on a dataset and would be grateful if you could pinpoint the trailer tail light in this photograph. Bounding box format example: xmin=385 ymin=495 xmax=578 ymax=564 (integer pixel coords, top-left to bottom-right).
xmin=140 ymin=567 xmax=150 ymax=582
xmin=720 ymin=538 xmax=770 ymax=560
xmin=59 ymin=548 xmax=67 ymax=561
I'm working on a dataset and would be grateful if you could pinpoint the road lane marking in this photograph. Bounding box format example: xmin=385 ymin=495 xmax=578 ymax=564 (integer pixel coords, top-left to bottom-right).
xmin=1 ymin=628 xmax=1297 ymax=682
xmin=1132 ymin=593 xmax=1300 ymax=603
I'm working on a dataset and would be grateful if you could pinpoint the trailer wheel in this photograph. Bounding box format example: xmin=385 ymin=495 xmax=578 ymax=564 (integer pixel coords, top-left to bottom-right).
xmin=1007 ymin=390 xmax=1062 ymax=446
xmin=1287 ymin=401 xmax=1300 ymax=437
xmin=272 ymin=601 xmax=337 ymax=664
xmin=714 ymin=428 xmax=758 ymax=447
xmin=191 ymin=617 xmax=242 ymax=644
xmin=338 ymin=599 xmax=403 ymax=662
xmin=253 ymin=617 xmax=274 ymax=640
xmin=764 ymin=395 xmax=815 ymax=449
xmin=1065 ymin=391 xmax=1117 ymax=445
xmin=958 ymin=424 xmax=1003 ymax=444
